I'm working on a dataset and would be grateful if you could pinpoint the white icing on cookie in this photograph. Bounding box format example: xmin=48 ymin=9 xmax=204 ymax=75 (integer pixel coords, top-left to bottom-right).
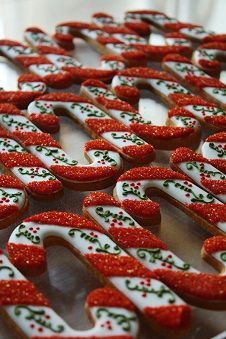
xmin=102 ymin=131 xmax=145 ymax=148
xmin=45 ymin=54 xmax=82 ymax=68
xmin=18 ymin=81 xmax=47 ymax=93
xmin=180 ymin=27 xmax=215 ymax=40
xmin=169 ymin=116 xmax=200 ymax=129
xmin=28 ymin=64 xmax=65 ymax=77
xmin=0 ymin=114 xmax=40 ymax=133
xmin=25 ymin=31 xmax=58 ymax=47
xmin=0 ymin=45 xmax=37 ymax=58
xmin=164 ymin=61 xmax=208 ymax=77
xmin=203 ymin=87 xmax=226 ymax=105
xmin=202 ymin=141 xmax=226 ymax=160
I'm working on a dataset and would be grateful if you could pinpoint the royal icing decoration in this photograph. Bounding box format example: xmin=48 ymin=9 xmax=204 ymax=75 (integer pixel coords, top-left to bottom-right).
xmin=114 ymin=166 xmax=226 ymax=235
xmin=0 ymin=250 xmax=139 ymax=338
xmin=83 ymin=191 xmax=226 ymax=308
xmin=202 ymin=132 xmax=226 ymax=174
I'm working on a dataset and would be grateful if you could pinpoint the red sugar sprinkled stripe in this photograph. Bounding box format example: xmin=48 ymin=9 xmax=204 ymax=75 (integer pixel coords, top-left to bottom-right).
xmin=169 ymin=93 xmax=215 ymax=106
xmin=189 ymin=203 xmax=226 ymax=225
xmin=118 ymin=166 xmax=187 ymax=181
xmin=68 ymin=68 xmax=116 ymax=81
xmin=15 ymin=56 xmax=52 ymax=67
xmin=171 ymin=147 xmax=207 ymax=164
xmin=124 ymin=22 xmax=151 ymax=36
xmin=86 ymin=253 xmax=156 ymax=278
xmin=203 ymin=236 xmax=226 ymax=254
xmin=118 ymin=67 xmax=175 ymax=81
xmin=168 ymin=107 xmax=196 ymax=119
xmin=206 ymin=132 xmax=226 ymax=142
xmin=0 ymin=280 xmax=49 ymax=306
xmin=18 ymin=74 xmax=44 ymax=83
xmin=82 ymin=79 xmax=108 ymax=89
xmin=37 ymin=46 xmax=69 ymax=56
xmin=37 ymin=92 xmax=91 ymax=103
xmin=164 ymin=22 xmax=199 ymax=31
xmin=109 ymin=227 xmax=167 ymax=249
xmin=0 ymin=92 xmax=41 ymax=109
xmin=185 ymin=75 xmax=226 ymax=89
xmin=25 ymin=27 xmax=44 ymax=33
xmin=0 ymin=175 xmax=23 ymax=189
xmin=0 ymin=152 xmax=44 ymax=168
xmin=28 ymin=180 xmax=63 ymax=195
xmin=57 ymin=22 xmax=91 ymax=30
xmin=144 ymin=305 xmax=191 ymax=329
xmin=25 ymin=211 xmax=103 ymax=231
xmin=97 ymin=36 xmax=121 ymax=44
xmin=0 ymin=103 xmax=24 ymax=116
xmin=29 ymin=113 xmax=59 ymax=131
xmin=131 ymin=124 xmax=194 ymax=139
xmin=122 ymin=200 xmax=160 ymax=220
xmin=103 ymin=26 xmax=136 ymax=35
xmin=84 ymin=139 xmax=116 ymax=152
xmin=92 ymin=12 xmax=113 ymax=19
xmin=133 ymin=44 xmax=191 ymax=59
xmin=0 ymin=205 xmax=19 ymax=219
xmin=114 ymin=86 xmax=140 ymax=105
xmin=0 ymin=39 xmax=24 ymax=47
xmin=101 ymin=55 xmax=125 ymax=62
xmin=203 ymin=34 xmax=226 ymax=43
xmin=201 ymin=42 xmax=226 ymax=50
xmin=7 ymin=243 xmax=46 ymax=271
xmin=97 ymin=96 xmax=137 ymax=113
xmin=86 ymin=118 xmax=129 ymax=134
xmin=122 ymin=144 xmax=154 ymax=160
xmin=83 ymin=192 xmax=120 ymax=207
xmin=163 ymin=53 xmax=192 ymax=64
xmin=87 ymin=287 xmax=135 ymax=310
xmin=15 ymin=132 xmax=61 ymax=148
xmin=201 ymin=178 xmax=226 ymax=195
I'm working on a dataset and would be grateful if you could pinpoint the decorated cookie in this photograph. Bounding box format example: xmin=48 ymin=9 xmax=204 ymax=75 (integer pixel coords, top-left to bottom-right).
xmin=192 ymin=42 xmax=226 ymax=76
xmin=170 ymin=147 xmax=226 ymax=203
xmin=164 ymin=32 xmax=192 ymax=48
xmin=0 ymin=127 xmax=63 ymax=199
xmin=0 ymin=103 xmax=123 ymax=190
xmin=114 ymin=166 xmax=226 ymax=235
xmin=0 ymin=250 xmax=139 ymax=338
xmin=26 ymin=92 xmax=154 ymax=163
xmin=7 ymin=211 xmax=192 ymax=333
xmin=81 ymin=79 xmax=201 ymax=150
xmin=83 ymin=191 xmax=226 ymax=309
xmin=0 ymin=175 xmax=27 ymax=229
xmin=25 ymin=27 xmax=125 ymax=83
xmin=92 ymin=12 xmax=151 ymax=37
xmin=162 ymin=54 xmax=226 ymax=110
xmin=0 ymin=39 xmax=72 ymax=89
xmin=201 ymin=132 xmax=226 ymax=174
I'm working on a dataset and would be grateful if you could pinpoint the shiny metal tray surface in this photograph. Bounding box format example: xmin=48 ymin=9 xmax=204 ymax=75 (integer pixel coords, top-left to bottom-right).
xmin=0 ymin=0 xmax=226 ymax=338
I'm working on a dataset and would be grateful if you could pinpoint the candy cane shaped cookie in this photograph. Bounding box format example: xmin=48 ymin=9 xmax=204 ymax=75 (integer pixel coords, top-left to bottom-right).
xmin=83 ymin=191 xmax=226 ymax=308
xmin=92 ymin=12 xmax=151 ymax=37
xmin=0 ymin=39 xmax=72 ymax=89
xmin=114 ymin=166 xmax=226 ymax=235
xmin=170 ymin=147 xmax=226 ymax=203
xmin=0 ymin=103 xmax=122 ymax=190
xmin=80 ymin=79 xmax=201 ymax=150
xmin=55 ymin=22 xmax=147 ymax=66
xmin=26 ymin=93 xmax=154 ymax=163
xmin=24 ymin=27 xmax=126 ymax=83
xmin=193 ymin=42 xmax=226 ymax=76
xmin=201 ymin=132 xmax=226 ymax=174
xmin=0 ymin=127 xmax=63 ymax=199
xmin=7 ymin=211 xmax=191 ymax=334
xmin=0 ymin=250 xmax=139 ymax=338
xmin=162 ymin=54 xmax=226 ymax=110
xmin=0 ymin=176 xmax=27 ymax=229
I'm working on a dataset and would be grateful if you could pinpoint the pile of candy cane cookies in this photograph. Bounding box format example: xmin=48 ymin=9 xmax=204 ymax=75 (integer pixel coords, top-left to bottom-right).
xmin=0 ymin=9 xmax=225 ymax=339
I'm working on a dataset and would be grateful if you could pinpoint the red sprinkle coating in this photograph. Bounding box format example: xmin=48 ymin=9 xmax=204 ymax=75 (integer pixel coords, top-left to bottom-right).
xmin=163 ymin=53 xmax=192 ymax=64
xmin=57 ymin=22 xmax=91 ymax=30
xmin=122 ymin=144 xmax=154 ymax=161
xmin=0 ymin=280 xmax=49 ymax=306
xmin=68 ymin=68 xmax=116 ymax=82
xmin=171 ymin=147 xmax=207 ymax=163
xmin=7 ymin=243 xmax=46 ymax=272
xmin=96 ymin=36 xmax=121 ymax=45
xmin=82 ymin=79 xmax=108 ymax=90
xmin=121 ymin=50 xmax=146 ymax=65
xmin=205 ymin=115 xmax=226 ymax=127
xmin=131 ymin=124 xmax=194 ymax=140
xmin=164 ymin=22 xmax=199 ymax=31
xmin=101 ymin=54 xmax=125 ymax=62
xmin=83 ymin=192 xmax=120 ymax=207
xmin=210 ymin=160 xmax=226 ymax=174
xmin=203 ymin=236 xmax=226 ymax=254
xmin=37 ymin=45 xmax=69 ymax=56
xmin=15 ymin=56 xmax=52 ymax=67
xmin=97 ymin=96 xmax=136 ymax=113
xmin=25 ymin=211 xmax=103 ymax=231
xmin=0 ymin=103 xmax=24 ymax=116
xmin=52 ymin=32 xmax=74 ymax=50
xmin=103 ymin=26 xmax=136 ymax=35
xmin=86 ymin=253 xmax=156 ymax=278
xmin=118 ymin=166 xmax=187 ymax=181
xmin=25 ymin=27 xmax=44 ymax=33
xmin=169 ymin=93 xmax=215 ymax=107
xmin=201 ymin=42 xmax=226 ymax=51
xmin=122 ymin=200 xmax=160 ymax=220
xmin=37 ymin=92 xmax=91 ymax=103
xmin=133 ymin=44 xmax=192 ymax=60
xmin=18 ymin=73 xmax=44 ymax=83
xmin=0 ymin=128 xmax=13 ymax=139
xmin=118 ymin=67 xmax=175 ymax=81
xmin=0 ymin=39 xmax=24 ymax=47
xmin=189 ymin=203 xmax=226 ymax=225
xmin=114 ymin=85 xmax=140 ymax=105
xmin=206 ymin=132 xmax=226 ymax=142
xmin=29 ymin=113 xmax=59 ymax=132
xmin=201 ymin=179 xmax=226 ymax=195
xmin=165 ymin=32 xmax=187 ymax=38
xmin=0 ymin=175 xmax=23 ymax=189
xmin=86 ymin=118 xmax=129 ymax=134
xmin=42 ymin=73 xmax=72 ymax=89
xmin=124 ymin=21 xmax=151 ymax=37
xmin=28 ymin=180 xmax=63 ymax=195
xmin=0 ymin=205 xmax=19 ymax=220
xmin=84 ymin=139 xmax=116 ymax=152
xmin=203 ymin=34 xmax=226 ymax=43
xmin=51 ymin=165 xmax=118 ymax=181
xmin=198 ymin=59 xmax=220 ymax=71
xmin=0 ymin=152 xmax=44 ymax=168
xmin=145 ymin=305 xmax=191 ymax=330
xmin=109 ymin=227 xmax=167 ymax=249
xmin=155 ymin=269 xmax=226 ymax=300
xmin=185 ymin=75 xmax=226 ymax=89
xmin=15 ymin=132 xmax=61 ymax=148
xmin=87 ymin=287 xmax=135 ymax=310
xmin=168 ymin=107 xmax=196 ymax=119
xmin=92 ymin=12 xmax=113 ymax=19
xmin=0 ymin=92 xmax=41 ymax=109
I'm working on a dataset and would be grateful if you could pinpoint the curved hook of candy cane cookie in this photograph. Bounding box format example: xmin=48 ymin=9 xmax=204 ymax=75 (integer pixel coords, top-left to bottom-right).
xmin=162 ymin=53 xmax=226 ymax=110
xmin=24 ymin=27 xmax=125 ymax=83
xmin=83 ymin=191 xmax=226 ymax=309
xmin=0 ymin=104 xmax=123 ymax=190
xmin=0 ymin=39 xmax=72 ymax=89
xmin=192 ymin=42 xmax=226 ymax=76
xmin=91 ymin=12 xmax=151 ymax=37
xmin=170 ymin=147 xmax=226 ymax=203
xmin=0 ymin=250 xmax=139 ymax=338
xmin=0 ymin=127 xmax=63 ymax=199
xmin=81 ymin=79 xmax=201 ymax=150
xmin=26 ymin=92 xmax=155 ymax=163
xmin=114 ymin=166 xmax=226 ymax=235
xmin=201 ymin=132 xmax=226 ymax=174
xmin=0 ymin=176 xmax=27 ymax=229
xmin=54 ymin=21 xmax=147 ymax=67
xmin=7 ymin=211 xmax=191 ymax=334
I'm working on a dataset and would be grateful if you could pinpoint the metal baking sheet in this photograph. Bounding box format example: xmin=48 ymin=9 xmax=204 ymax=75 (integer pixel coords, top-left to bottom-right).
xmin=0 ymin=0 xmax=226 ymax=338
